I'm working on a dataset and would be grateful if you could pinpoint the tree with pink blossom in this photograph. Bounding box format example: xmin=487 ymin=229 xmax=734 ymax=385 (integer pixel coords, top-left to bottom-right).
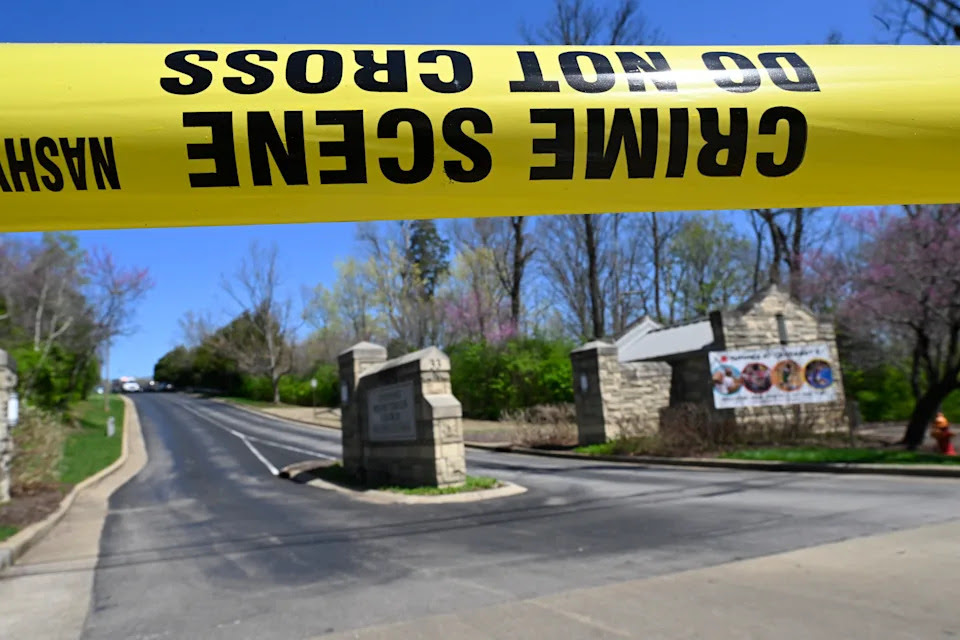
xmin=440 ymin=246 xmax=515 ymax=345
xmin=841 ymin=205 xmax=960 ymax=449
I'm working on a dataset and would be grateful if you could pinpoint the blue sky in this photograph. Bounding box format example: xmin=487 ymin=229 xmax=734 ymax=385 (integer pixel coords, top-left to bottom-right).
xmin=3 ymin=0 xmax=880 ymax=377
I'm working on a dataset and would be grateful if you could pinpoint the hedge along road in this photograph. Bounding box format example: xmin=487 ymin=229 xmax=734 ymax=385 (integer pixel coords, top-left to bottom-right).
xmin=2 ymin=44 xmax=960 ymax=232
xmin=44 ymin=393 xmax=958 ymax=639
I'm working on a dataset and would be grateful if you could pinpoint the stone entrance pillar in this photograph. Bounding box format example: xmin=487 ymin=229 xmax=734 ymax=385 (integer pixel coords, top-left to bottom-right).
xmin=338 ymin=342 xmax=388 ymax=479
xmin=338 ymin=342 xmax=466 ymax=488
xmin=570 ymin=341 xmax=621 ymax=445
xmin=1 ymin=350 xmax=18 ymax=504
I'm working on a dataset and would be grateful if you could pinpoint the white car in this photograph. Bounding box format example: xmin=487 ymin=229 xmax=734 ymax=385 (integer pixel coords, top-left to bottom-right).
xmin=121 ymin=381 xmax=142 ymax=393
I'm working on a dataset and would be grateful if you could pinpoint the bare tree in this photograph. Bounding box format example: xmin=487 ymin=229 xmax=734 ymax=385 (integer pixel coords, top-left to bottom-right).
xmin=525 ymin=0 xmax=660 ymax=339
xmin=750 ymin=208 xmax=838 ymax=304
xmin=449 ymin=217 xmax=535 ymax=333
xmin=538 ymin=214 xmax=602 ymax=339
xmin=447 ymin=220 xmax=512 ymax=342
xmin=502 ymin=217 xmax=535 ymax=329
xmin=84 ymin=247 xmax=153 ymax=410
xmin=523 ymin=0 xmax=662 ymax=45
xmin=636 ymin=212 xmax=683 ymax=324
xmin=218 ymin=242 xmax=297 ymax=404
xmin=877 ymin=0 xmax=960 ymax=43
xmin=747 ymin=211 xmax=770 ymax=294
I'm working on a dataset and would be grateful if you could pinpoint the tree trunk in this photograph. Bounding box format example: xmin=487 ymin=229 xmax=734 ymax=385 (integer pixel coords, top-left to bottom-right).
xmin=272 ymin=376 xmax=281 ymax=405
xmin=768 ymin=225 xmax=783 ymax=285
xmin=909 ymin=345 xmax=923 ymax=401
xmin=611 ymin=213 xmax=622 ymax=334
xmin=752 ymin=224 xmax=763 ymax=293
xmin=510 ymin=216 xmax=525 ymax=328
xmin=583 ymin=215 xmax=603 ymax=339
xmin=788 ymin=208 xmax=804 ymax=300
xmin=651 ymin=213 xmax=662 ymax=322
xmin=902 ymin=382 xmax=954 ymax=450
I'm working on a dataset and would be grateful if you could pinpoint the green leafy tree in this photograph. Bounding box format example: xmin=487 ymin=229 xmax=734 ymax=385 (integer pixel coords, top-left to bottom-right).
xmin=0 ymin=233 xmax=147 ymax=409
xmin=404 ymin=220 xmax=450 ymax=301
xmin=666 ymin=215 xmax=753 ymax=320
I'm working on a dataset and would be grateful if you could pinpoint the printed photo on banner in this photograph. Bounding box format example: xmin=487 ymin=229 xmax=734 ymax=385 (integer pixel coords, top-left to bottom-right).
xmin=711 ymin=365 xmax=742 ymax=395
xmin=707 ymin=344 xmax=838 ymax=409
xmin=804 ymin=359 xmax=834 ymax=389
xmin=773 ymin=359 xmax=803 ymax=392
xmin=741 ymin=362 xmax=772 ymax=394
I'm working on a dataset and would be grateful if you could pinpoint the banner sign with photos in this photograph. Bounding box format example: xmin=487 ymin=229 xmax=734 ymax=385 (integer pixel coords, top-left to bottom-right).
xmin=708 ymin=343 xmax=837 ymax=409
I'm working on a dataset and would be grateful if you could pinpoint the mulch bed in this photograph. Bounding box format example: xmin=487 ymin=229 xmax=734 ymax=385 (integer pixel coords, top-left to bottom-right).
xmin=0 ymin=485 xmax=68 ymax=533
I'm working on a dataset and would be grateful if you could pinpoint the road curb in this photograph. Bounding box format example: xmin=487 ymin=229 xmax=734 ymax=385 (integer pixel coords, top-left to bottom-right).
xmin=281 ymin=461 xmax=528 ymax=505
xmin=0 ymin=396 xmax=140 ymax=571
xmin=464 ymin=443 xmax=960 ymax=478
xmin=201 ymin=401 xmax=960 ymax=479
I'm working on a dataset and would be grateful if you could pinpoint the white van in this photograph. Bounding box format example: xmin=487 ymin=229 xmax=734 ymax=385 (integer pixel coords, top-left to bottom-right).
xmin=121 ymin=380 xmax=142 ymax=393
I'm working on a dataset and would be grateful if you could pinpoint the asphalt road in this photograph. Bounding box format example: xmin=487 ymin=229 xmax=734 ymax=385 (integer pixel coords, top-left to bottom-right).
xmin=78 ymin=394 xmax=959 ymax=640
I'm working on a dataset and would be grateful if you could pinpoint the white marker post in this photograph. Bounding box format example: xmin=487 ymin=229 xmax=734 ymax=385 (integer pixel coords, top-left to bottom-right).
xmin=107 ymin=416 xmax=116 ymax=438
xmin=310 ymin=378 xmax=318 ymax=416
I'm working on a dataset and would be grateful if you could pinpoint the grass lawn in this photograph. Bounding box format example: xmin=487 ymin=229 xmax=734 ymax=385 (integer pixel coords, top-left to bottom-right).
xmin=310 ymin=463 xmax=500 ymax=495
xmin=0 ymin=525 xmax=18 ymax=541
xmin=573 ymin=439 xmax=668 ymax=457
xmin=722 ymin=447 xmax=960 ymax=465
xmin=574 ymin=442 xmax=624 ymax=456
xmin=60 ymin=397 xmax=125 ymax=485
xmin=381 ymin=476 xmax=499 ymax=495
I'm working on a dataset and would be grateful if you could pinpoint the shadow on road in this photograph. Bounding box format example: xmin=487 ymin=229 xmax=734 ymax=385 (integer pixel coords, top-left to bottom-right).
xmin=3 ymin=472 xmax=804 ymax=579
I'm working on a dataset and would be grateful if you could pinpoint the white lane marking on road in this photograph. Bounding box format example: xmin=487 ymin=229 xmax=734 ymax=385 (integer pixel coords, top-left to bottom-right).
xmin=173 ymin=401 xmax=336 ymax=462
xmin=243 ymin=435 xmax=336 ymax=460
xmin=236 ymin=433 xmax=280 ymax=476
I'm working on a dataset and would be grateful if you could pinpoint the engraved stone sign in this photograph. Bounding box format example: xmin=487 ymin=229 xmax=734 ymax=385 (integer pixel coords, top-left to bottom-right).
xmin=367 ymin=381 xmax=416 ymax=441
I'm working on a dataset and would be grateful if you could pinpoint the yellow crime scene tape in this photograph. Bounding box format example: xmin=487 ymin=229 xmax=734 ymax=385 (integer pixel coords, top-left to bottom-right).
xmin=1 ymin=43 xmax=959 ymax=232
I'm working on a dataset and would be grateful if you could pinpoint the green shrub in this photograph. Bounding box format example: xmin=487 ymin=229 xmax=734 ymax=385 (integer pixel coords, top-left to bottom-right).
xmin=237 ymin=364 xmax=340 ymax=407
xmin=12 ymin=344 xmax=98 ymax=410
xmin=240 ymin=376 xmax=274 ymax=402
xmin=843 ymin=363 xmax=960 ymax=423
xmin=448 ymin=338 xmax=575 ymax=420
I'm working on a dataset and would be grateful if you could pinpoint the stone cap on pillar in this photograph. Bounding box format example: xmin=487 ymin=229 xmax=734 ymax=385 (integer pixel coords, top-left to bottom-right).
xmin=359 ymin=346 xmax=449 ymax=378
xmin=337 ymin=341 xmax=388 ymax=365
xmin=571 ymin=340 xmax=618 ymax=358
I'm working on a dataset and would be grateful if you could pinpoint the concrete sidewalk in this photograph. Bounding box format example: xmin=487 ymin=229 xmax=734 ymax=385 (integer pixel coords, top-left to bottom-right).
xmin=0 ymin=397 xmax=148 ymax=640
xmin=316 ymin=518 xmax=960 ymax=639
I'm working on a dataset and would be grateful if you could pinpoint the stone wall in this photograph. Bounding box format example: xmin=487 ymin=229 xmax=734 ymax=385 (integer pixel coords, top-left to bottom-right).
xmin=338 ymin=342 xmax=466 ymax=488
xmin=0 ymin=350 xmax=17 ymax=504
xmin=720 ymin=286 xmax=848 ymax=432
xmin=570 ymin=341 xmax=671 ymax=445
xmin=618 ymin=360 xmax=672 ymax=434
